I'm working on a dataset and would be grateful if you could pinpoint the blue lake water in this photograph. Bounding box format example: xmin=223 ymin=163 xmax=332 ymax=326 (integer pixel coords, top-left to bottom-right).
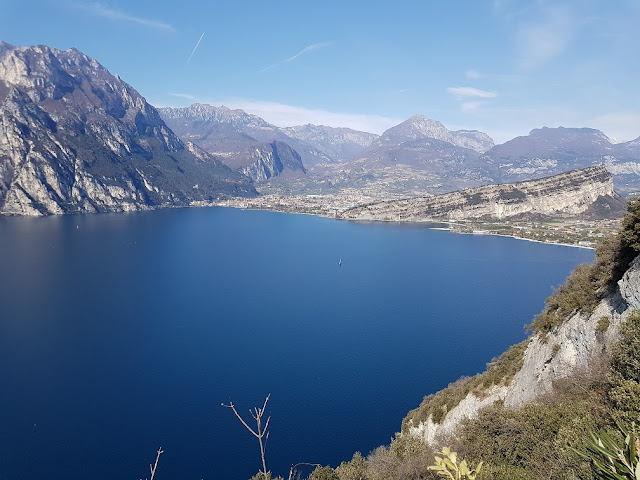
xmin=0 ymin=207 xmax=594 ymax=479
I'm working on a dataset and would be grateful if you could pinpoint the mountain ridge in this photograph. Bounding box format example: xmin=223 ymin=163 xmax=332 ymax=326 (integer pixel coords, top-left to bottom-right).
xmin=339 ymin=165 xmax=624 ymax=222
xmin=0 ymin=43 xmax=256 ymax=216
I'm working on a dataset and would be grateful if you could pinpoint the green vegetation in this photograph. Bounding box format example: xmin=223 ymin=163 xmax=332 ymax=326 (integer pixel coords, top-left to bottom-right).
xmin=608 ymin=310 xmax=640 ymax=427
xmin=428 ymin=447 xmax=482 ymax=479
xmin=403 ymin=341 xmax=529 ymax=427
xmin=597 ymin=316 xmax=611 ymax=333
xmin=457 ymin=385 xmax=609 ymax=479
xmin=576 ymin=424 xmax=640 ymax=480
xmin=234 ymin=198 xmax=640 ymax=480
xmin=529 ymin=197 xmax=640 ymax=335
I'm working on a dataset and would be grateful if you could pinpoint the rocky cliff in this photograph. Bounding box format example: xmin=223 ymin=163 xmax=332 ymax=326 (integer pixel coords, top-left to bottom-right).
xmin=159 ymin=104 xmax=334 ymax=168
xmin=375 ymin=114 xmax=494 ymax=154
xmin=225 ymin=141 xmax=306 ymax=182
xmin=405 ymin=254 xmax=640 ymax=446
xmin=339 ymin=166 xmax=624 ymax=222
xmin=483 ymin=126 xmax=640 ymax=195
xmin=280 ymin=123 xmax=378 ymax=162
xmin=0 ymin=43 xmax=256 ymax=216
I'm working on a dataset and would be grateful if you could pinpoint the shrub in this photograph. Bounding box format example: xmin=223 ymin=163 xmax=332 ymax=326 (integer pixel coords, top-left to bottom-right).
xmin=597 ymin=316 xmax=610 ymax=333
xmin=427 ymin=447 xmax=482 ymax=479
xmin=529 ymin=197 xmax=640 ymax=335
xmin=576 ymin=424 xmax=640 ymax=480
xmin=402 ymin=340 xmax=529 ymax=427
xmin=309 ymin=465 xmax=339 ymax=480
xmin=608 ymin=310 xmax=640 ymax=427
xmin=335 ymin=452 xmax=369 ymax=480
xmin=457 ymin=389 xmax=609 ymax=480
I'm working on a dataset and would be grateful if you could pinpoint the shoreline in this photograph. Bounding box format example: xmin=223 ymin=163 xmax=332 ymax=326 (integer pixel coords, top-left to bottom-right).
xmin=215 ymin=202 xmax=599 ymax=250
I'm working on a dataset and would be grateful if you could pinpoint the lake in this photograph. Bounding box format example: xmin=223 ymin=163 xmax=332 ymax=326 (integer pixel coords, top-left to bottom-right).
xmin=0 ymin=207 xmax=594 ymax=479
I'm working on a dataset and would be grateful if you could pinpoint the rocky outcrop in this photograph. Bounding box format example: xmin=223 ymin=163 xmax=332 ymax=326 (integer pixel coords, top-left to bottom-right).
xmin=228 ymin=141 xmax=306 ymax=182
xmin=375 ymin=114 xmax=495 ymax=154
xmin=159 ymin=104 xmax=332 ymax=167
xmin=281 ymin=124 xmax=378 ymax=162
xmin=340 ymin=166 xmax=624 ymax=222
xmin=0 ymin=43 xmax=256 ymax=216
xmin=406 ymin=253 xmax=640 ymax=447
xmin=483 ymin=127 xmax=640 ymax=195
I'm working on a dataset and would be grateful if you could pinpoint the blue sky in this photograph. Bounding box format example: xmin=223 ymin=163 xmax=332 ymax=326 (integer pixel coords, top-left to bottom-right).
xmin=1 ymin=0 xmax=639 ymax=143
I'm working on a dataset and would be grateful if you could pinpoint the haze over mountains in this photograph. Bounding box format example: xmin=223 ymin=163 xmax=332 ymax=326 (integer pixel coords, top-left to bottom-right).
xmin=1 ymin=41 xmax=639 ymax=216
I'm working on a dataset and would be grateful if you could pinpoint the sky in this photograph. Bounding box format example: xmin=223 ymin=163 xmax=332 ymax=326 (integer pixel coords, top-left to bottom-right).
xmin=1 ymin=0 xmax=639 ymax=143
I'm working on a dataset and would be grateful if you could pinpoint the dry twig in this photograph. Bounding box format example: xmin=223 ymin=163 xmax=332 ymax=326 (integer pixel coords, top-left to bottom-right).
xmin=222 ymin=394 xmax=271 ymax=480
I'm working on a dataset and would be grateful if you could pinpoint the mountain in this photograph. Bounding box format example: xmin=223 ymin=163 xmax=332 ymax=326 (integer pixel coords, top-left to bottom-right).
xmin=281 ymin=124 xmax=378 ymax=161
xmin=375 ymin=114 xmax=494 ymax=153
xmin=337 ymin=114 xmax=495 ymax=193
xmin=159 ymin=104 xmax=335 ymax=168
xmin=401 ymin=202 xmax=640 ymax=460
xmin=0 ymin=42 xmax=255 ymax=216
xmin=483 ymin=126 xmax=640 ymax=195
xmin=339 ymin=165 xmax=625 ymax=222
xmin=226 ymin=141 xmax=306 ymax=182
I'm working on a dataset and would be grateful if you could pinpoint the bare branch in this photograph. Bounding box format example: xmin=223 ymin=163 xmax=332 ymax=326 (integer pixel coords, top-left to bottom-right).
xmin=223 ymin=395 xmax=271 ymax=479
xmin=222 ymin=401 xmax=260 ymax=438
xmin=144 ymin=447 xmax=163 ymax=480
xmin=288 ymin=463 xmax=322 ymax=480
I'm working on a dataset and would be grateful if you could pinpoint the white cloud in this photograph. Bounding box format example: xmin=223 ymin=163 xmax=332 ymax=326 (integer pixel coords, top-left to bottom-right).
xmin=464 ymin=69 xmax=525 ymax=83
xmin=158 ymin=95 xmax=400 ymax=134
xmin=259 ymin=42 xmax=332 ymax=73
xmin=168 ymin=92 xmax=198 ymax=101
xmin=516 ymin=4 xmax=574 ymax=69
xmin=465 ymin=69 xmax=481 ymax=79
xmin=75 ymin=2 xmax=175 ymax=31
xmin=225 ymin=99 xmax=400 ymax=134
xmin=461 ymin=102 xmax=487 ymax=113
xmin=447 ymin=87 xmax=497 ymax=99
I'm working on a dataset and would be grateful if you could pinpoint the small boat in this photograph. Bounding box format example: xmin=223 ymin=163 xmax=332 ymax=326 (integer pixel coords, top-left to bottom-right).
xmin=338 ymin=258 xmax=342 ymax=266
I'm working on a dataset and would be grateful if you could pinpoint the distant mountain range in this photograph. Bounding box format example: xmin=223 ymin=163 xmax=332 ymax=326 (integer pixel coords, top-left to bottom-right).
xmin=158 ymin=104 xmax=377 ymax=170
xmin=483 ymin=127 xmax=640 ymax=195
xmin=162 ymin=104 xmax=640 ymax=196
xmin=1 ymin=41 xmax=639 ymax=217
xmin=0 ymin=42 xmax=255 ymax=215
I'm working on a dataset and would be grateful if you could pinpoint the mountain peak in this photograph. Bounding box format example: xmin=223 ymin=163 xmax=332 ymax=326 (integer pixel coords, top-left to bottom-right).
xmin=378 ymin=114 xmax=493 ymax=152
xmin=0 ymin=43 xmax=256 ymax=215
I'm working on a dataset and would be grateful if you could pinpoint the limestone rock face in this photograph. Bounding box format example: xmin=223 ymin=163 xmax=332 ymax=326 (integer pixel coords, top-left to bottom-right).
xmin=159 ymin=104 xmax=332 ymax=167
xmin=281 ymin=124 xmax=378 ymax=162
xmin=340 ymin=166 xmax=624 ymax=222
xmin=482 ymin=127 xmax=640 ymax=195
xmin=0 ymin=42 xmax=256 ymax=216
xmin=407 ymin=255 xmax=640 ymax=446
xmin=232 ymin=141 xmax=306 ymax=182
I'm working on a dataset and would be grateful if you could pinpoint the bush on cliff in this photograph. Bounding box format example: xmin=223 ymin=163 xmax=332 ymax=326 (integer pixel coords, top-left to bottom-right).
xmin=530 ymin=197 xmax=640 ymax=335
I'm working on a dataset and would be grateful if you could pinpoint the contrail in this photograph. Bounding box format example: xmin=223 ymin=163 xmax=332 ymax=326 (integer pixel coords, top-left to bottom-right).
xmin=187 ymin=32 xmax=205 ymax=64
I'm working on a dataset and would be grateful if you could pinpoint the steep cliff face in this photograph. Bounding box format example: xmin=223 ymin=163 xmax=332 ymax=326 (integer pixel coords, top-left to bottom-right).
xmin=280 ymin=124 xmax=378 ymax=161
xmin=0 ymin=43 xmax=255 ymax=216
xmin=340 ymin=166 xmax=624 ymax=222
xmin=159 ymin=104 xmax=332 ymax=167
xmin=226 ymin=141 xmax=306 ymax=182
xmin=406 ymin=250 xmax=640 ymax=447
xmin=483 ymin=127 xmax=640 ymax=195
